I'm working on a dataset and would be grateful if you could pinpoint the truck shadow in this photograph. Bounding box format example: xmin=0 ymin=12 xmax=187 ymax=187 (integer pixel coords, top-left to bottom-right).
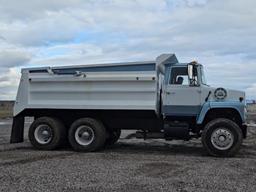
xmin=3 ymin=139 xmax=254 ymax=159
xmin=104 ymin=141 xmax=207 ymax=157
xmin=104 ymin=140 xmax=256 ymax=158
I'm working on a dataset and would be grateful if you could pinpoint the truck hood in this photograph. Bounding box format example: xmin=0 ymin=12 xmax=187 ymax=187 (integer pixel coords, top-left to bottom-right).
xmin=203 ymin=86 xmax=245 ymax=103
xmin=225 ymin=88 xmax=245 ymax=101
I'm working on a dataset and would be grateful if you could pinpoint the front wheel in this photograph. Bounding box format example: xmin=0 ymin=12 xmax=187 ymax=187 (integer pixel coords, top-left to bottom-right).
xmin=201 ymin=118 xmax=243 ymax=157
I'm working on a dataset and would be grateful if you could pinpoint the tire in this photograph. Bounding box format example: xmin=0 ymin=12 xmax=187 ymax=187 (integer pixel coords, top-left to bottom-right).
xmin=105 ymin=129 xmax=121 ymax=146
xmin=29 ymin=117 xmax=66 ymax=150
xmin=68 ymin=118 xmax=106 ymax=152
xmin=201 ymin=118 xmax=243 ymax=157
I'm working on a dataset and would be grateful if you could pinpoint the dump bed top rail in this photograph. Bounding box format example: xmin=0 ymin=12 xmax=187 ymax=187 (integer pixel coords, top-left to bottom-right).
xmin=25 ymin=61 xmax=156 ymax=74
xmin=24 ymin=53 xmax=180 ymax=75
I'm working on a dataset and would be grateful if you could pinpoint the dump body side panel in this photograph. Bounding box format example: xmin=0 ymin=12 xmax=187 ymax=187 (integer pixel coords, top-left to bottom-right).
xmin=14 ymin=63 xmax=158 ymax=116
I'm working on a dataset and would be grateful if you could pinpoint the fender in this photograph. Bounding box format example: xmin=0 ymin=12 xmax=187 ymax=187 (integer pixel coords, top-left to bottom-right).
xmin=197 ymin=101 xmax=246 ymax=124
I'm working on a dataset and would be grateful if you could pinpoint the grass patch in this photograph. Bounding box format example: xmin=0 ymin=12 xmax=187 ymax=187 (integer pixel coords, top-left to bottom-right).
xmin=0 ymin=101 xmax=14 ymax=118
xmin=0 ymin=110 xmax=12 ymax=118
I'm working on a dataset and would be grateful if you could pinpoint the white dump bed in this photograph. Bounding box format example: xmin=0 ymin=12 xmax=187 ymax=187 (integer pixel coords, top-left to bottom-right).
xmin=14 ymin=62 xmax=157 ymax=116
xmin=14 ymin=54 xmax=179 ymax=116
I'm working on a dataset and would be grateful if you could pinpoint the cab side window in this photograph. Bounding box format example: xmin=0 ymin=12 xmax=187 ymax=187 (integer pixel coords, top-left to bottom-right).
xmin=169 ymin=67 xmax=189 ymax=85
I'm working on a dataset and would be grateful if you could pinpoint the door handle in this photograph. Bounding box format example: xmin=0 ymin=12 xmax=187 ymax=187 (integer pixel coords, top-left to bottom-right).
xmin=166 ymin=91 xmax=176 ymax=95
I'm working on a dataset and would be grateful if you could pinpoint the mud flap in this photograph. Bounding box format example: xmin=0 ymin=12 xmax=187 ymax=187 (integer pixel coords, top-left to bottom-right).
xmin=242 ymin=124 xmax=247 ymax=139
xmin=10 ymin=115 xmax=25 ymax=143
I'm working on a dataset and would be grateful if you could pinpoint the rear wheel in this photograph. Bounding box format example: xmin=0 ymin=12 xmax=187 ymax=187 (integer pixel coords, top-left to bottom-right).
xmin=201 ymin=118 xmax=243 ymax=157
xmin=68 ymin=118 xmax=106 ymax=152
xmin=29 ymin=117 xmax=66 ymax=150
xmin=105 ymin=129 xmax=121 ymax=146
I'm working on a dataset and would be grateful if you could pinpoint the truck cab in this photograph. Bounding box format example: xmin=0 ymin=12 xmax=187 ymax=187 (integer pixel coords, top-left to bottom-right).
xmin=158 ymin=56 xmax=247 ymax=156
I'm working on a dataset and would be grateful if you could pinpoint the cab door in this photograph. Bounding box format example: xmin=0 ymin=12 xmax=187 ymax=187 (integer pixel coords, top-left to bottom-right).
xmin=162 ymin=66 xmax=201 ymax=116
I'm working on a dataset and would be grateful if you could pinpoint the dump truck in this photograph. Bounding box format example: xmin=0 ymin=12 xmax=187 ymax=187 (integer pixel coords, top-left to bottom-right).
xmin=11 ymin=54 xmax=247 ymax=157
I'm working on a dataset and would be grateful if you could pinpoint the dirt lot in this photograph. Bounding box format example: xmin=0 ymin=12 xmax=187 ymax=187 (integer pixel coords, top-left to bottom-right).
xmin=0 ymin=117 xmax=256 ymax=192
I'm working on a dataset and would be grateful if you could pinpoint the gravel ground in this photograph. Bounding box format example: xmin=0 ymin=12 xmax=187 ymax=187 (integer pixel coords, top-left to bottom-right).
xmin=0 ymin=118 xmax=255 ymax=192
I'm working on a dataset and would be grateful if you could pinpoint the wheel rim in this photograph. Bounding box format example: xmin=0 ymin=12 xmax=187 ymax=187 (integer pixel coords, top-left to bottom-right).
xmin=210 ymin=127 xmax=234 ymax=150
xmin=34 ymin=124 xmax=53 ymax=145
xmin=75 ymin=125 xmax=95 ymax=146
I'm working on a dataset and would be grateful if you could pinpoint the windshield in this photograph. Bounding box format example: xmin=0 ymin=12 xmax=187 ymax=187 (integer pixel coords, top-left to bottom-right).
xmin=200 ymin=66 xmax=207 ymax=85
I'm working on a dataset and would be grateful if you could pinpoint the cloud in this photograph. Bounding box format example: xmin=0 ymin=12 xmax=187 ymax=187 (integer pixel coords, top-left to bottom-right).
xmin=0 ymin=0 xmax=211 ymax=46
xmin=0 ymin=13 xmax=92 ymax=46
xmin=246 ymin=84 xmax=256 ymax=99
xmin=0 ymin=68 xmax=19 ymax=88
xmin=0 ymin=0 xmax=85 ymax=21
xmin=0 ymin=50 xmax=31 ymax=68
xmin=0 ymin=0 xmax=255 ymax=100
xmin=0 ymin=68 xmax=20 ymax=100
xmin=0 ymin=38 xmax=32 ymax=68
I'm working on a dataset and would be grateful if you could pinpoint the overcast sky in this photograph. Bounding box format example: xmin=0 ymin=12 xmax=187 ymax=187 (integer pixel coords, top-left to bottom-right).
xmin=0 ymin=0 xmax=255 ymax=100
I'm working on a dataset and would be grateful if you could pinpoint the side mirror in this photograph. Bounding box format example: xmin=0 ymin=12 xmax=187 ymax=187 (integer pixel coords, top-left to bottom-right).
xmin=188 ymin=64 xmax=193 ymax=80
xmin=188 ymin=64 xmax=198 ymax=86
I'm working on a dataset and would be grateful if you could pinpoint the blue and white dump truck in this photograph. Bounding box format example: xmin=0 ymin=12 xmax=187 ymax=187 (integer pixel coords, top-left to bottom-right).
xmin=11 ymin=54 xmax=247 ymax=157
